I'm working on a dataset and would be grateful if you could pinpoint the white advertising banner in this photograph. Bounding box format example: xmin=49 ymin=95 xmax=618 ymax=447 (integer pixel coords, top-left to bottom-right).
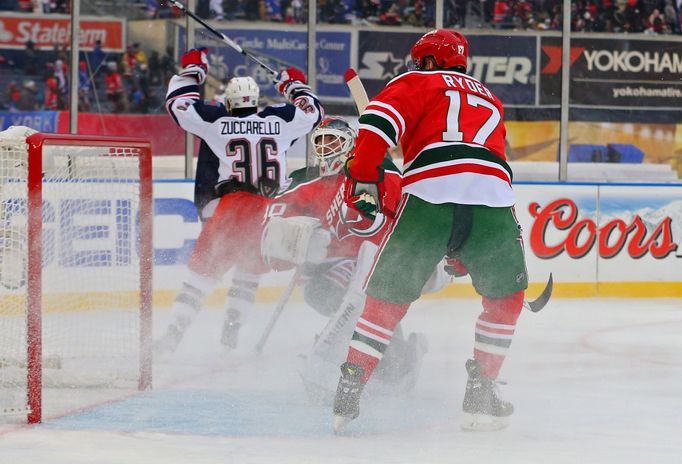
xmin=153 ymin=182 xmax=682 ymax=297
xmin=515 ymin=184 xmax=682 ymax=294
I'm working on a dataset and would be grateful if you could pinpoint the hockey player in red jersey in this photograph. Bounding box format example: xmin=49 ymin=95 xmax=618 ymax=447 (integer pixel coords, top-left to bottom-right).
xmin=333 ymin=29 xmax=530 ymax=432
xmin=260 ymin=117 xmax=440 ymax=402
xmin=156 ymin=47 xmax=323 ymax=354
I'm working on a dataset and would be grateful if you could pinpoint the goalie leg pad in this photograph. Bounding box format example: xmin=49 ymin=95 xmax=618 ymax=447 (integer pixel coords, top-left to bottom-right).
xmin=303 ymin=259 xmax=355 ymax=317
xmin=421 ymin=260 xmax=451 ymax=294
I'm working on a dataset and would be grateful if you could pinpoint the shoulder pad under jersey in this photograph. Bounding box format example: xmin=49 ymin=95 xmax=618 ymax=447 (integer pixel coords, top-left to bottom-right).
xmin=258 ymin=103 xmax=296 ymax=123
xmin=286 ymin=166 xmax=320 ymax=190
xmin=193 ymin=100 xmax=229 ymax=122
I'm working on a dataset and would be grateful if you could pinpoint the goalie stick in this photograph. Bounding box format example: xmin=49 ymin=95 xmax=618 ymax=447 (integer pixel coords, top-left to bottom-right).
xmin=523 ymin=273 xmax=553 ymax=313
xmin=164 ymin=0 xmax=277 ymax=76
xmin=344 ymin=68 xmax=370 ymax=114
xmin=254 ymin=269 xmax=301 ymax=353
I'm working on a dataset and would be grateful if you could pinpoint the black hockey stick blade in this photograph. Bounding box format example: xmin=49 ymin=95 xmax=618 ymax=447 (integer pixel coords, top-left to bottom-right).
xmin=523 ymin=273 xmax=553 ymax=313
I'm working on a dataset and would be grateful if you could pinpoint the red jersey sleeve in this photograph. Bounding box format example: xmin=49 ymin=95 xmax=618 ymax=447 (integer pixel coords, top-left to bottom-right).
xmin=350 ymin=73 xmax=423 ymax=181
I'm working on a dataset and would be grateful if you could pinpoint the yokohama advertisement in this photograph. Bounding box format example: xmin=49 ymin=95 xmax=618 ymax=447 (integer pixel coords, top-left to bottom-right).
xmin=0 ymin=13 xmax=125 ymax=51
xmin=357 ymin=30 xmax=537 ymax=105
xmin=539 ymin=36 xmax=682 ymax=108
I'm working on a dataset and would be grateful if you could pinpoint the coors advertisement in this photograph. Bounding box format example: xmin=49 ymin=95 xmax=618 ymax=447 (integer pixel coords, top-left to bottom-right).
xmin=516 ymin=185 xmax=682 ymax=284
xmin=357 ymin=30 xmax=537 ymax=106
xmin=540 ymin=36 xmax=682 ymax=108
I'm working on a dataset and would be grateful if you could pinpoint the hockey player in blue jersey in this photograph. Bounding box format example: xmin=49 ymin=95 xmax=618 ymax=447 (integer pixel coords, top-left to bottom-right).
xmin=155 ymin=47 xmax=324 ymax=355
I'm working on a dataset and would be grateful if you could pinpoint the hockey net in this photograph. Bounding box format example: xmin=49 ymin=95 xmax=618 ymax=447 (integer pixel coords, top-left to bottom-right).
xmin=0 ymin=128 xmax=152 ymax=423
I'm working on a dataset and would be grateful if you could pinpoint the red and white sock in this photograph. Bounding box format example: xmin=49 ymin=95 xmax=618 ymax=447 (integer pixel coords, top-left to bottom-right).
xmin=474 ymin=290 xmax=525 ymax=379
xmin=346 ymin=296 xmax=409 ymax=383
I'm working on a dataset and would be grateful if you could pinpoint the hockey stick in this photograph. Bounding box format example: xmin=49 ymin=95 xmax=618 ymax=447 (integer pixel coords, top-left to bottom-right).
xmin=523 ymin=273 xmax=553 ymax=313
xmin=164 ymin=0 xmax=277 ymax=76
xmin=344 ymin=68 xmax=370 ymax=114
xmin=254 ymin=269 xmax=301 ymax=353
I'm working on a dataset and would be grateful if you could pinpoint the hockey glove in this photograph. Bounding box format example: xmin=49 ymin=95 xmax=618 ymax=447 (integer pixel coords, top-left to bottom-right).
xmin=343 ymin=157 xmax=385 ymax=219
xmin=179 ymin=47 xmax=209 ymax=84
xmin=273 ymin=67 xmax=311 ymax=100
xmin=444 ymin=256 xmax=469 ymax=277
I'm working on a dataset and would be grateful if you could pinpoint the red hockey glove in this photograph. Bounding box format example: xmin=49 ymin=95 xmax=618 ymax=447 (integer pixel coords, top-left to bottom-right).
xmin=444 ymin=257 xmax=468 ymax=277
xmin=343 ymin=157 xmax=386 ymax=219
xmin=273 ymin=67 xmax=311 ymax=100
xmin=179 ymin=47 xmax=209 ymax=84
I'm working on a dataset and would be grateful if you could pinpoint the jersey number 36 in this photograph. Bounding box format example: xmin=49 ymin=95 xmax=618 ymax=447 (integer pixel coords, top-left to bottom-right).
xmin=226 ymin=138 xmax=281 ymax=185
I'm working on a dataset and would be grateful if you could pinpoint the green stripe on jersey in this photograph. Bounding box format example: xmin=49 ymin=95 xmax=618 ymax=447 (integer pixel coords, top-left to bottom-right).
xmin=405 ymin=145 xmax=513 ymax=182
xmin=359 ymin=113 xmax=397 ymax=145
xmin=381 ymin=156 xmax=401 ymax=174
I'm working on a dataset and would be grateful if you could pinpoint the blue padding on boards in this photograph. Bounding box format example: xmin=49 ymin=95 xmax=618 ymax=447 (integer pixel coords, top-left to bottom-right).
xmin=566 ymin=144 xmax=608 ymax=163
xmin=607 ymin=144 xmax=645 ymax=163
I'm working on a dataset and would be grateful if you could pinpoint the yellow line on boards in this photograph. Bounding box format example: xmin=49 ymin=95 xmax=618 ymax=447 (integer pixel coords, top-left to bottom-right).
xmin=1 ymin=282 xmax=680 ymax=316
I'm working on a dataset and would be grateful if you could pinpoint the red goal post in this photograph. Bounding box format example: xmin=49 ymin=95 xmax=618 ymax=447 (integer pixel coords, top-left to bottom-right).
xmin=0 ymin=131 xmax=153 ymax=424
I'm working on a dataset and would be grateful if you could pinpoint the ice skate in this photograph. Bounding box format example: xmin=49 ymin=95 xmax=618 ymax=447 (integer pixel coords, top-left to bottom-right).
xmin=153 ymin=316 xmax=191 ymax=359
xmin=332 ymin=362 xmax=366 ymax=433
xmin=461 ymin=358 xmax=514 ymax=431
xmin=220 ymin=309 xmax=242 ymax=350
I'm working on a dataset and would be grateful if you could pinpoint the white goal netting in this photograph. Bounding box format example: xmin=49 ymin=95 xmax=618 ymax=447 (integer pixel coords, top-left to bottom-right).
xmin=0 ymin=128 xmax=151 ymax=421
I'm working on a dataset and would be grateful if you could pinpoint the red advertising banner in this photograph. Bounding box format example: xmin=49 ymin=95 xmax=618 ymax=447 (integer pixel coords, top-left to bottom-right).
xmin=55 ymin=112 xmax=185 ymax=156
xmin=0 ymin=14 xmax=125 ymax=51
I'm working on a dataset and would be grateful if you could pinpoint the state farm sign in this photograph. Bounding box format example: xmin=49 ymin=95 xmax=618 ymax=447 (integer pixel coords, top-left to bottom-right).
xmin=0 ymin=14 xmax=125 ymax=51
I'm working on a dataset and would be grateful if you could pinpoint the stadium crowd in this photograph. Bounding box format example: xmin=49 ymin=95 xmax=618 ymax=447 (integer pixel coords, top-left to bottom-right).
xmin=1 ymin=0 xmax=680 ymax=113
xmin=2 ymin=0 xmax=680 ymax=33
xmin=1 ymin=40 xmax=176 ymax=113
xmin=144 ymin=0 xmax=682 ymax=34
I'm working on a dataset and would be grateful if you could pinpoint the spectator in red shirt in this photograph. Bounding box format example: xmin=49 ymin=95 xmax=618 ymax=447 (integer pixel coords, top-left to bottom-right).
xmin=493 ymin=0 xmax=512 ymax=28
xmin=105 ymin=63 xmax=127 ymax=113
xmin=44 ymin=77 xmax=60 ymax=110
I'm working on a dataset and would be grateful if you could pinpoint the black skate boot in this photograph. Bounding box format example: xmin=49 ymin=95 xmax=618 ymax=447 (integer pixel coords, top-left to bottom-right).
xmin=332 ymin=362 xmax=366 ymax=433
xmin=461 ymin=358 xmax=514 ymax=431
xmin=220 ymin=309 xmax=241 ymax=350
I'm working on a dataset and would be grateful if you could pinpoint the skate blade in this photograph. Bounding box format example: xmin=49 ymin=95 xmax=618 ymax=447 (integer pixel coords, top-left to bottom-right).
xmin=460 ymin=412 xmax=510 ymax=432
xmin=333 ymin=415 xmax=353 ymax=434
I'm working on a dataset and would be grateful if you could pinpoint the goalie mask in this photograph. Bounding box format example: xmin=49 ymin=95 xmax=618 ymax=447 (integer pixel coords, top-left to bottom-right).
xmin=410 ymin=29 xmax=469 ymax=72
xmin=225 ymin=76 xmax=260 ymax=110
xmin=310 ymin=117 xmax=356 ymax=177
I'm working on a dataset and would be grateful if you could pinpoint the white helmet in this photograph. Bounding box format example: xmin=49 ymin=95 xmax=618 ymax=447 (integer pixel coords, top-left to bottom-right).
xmin=310 ymin=117 xmax=356 ymax=177
xmin=225 ymin=76 xmax=259 ymax=110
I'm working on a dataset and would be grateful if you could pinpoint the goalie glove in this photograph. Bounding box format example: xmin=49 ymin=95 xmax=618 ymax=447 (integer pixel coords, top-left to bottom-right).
xmin=343 ymin=157 xmax=386 ymax=219
xmin=261 ymin=216 xmax=332 ymax=267
xmin=444 ymin=256 xmax=468 ymax=277
xmin=179 ymin=47 xmax=209 ymax=84
xmin=273 ymin=67 xmax=311 ymax=100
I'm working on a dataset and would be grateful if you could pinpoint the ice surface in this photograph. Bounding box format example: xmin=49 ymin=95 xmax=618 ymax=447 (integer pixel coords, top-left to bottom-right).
xmin=1 ymin=297 xmax=681 ymax=464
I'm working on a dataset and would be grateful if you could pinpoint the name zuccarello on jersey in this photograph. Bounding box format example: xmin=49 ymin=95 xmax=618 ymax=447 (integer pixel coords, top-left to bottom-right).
xmin=220 ymin=120 xmax=281 ymax=135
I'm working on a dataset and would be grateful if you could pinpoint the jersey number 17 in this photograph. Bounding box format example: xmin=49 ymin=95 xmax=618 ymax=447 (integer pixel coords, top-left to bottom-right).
xmin=442 ymin=91 xmax=501 ymax=145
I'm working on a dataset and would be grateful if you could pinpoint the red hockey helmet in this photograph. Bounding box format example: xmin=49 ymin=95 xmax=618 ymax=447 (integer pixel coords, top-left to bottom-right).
xmin=410 ymin=29 xmax=469 ymax=71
